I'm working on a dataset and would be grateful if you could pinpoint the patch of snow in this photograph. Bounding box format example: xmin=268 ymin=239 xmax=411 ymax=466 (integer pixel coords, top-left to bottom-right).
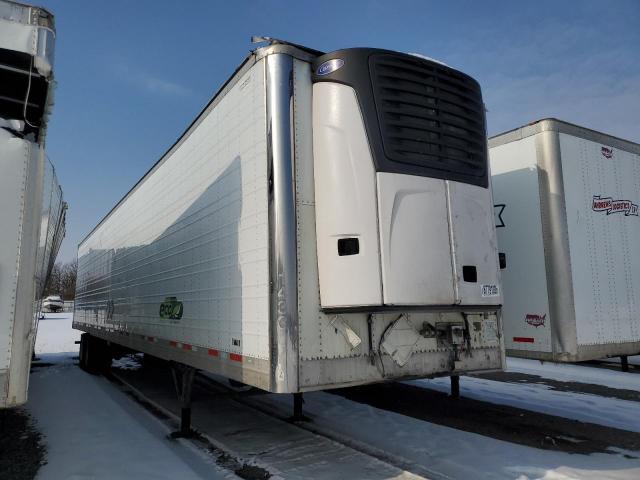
xmin=598 ymin=356 xmax=640 ymax=367
xmin=506 ymin=357 xmax=640 ymax=392
xmin=112 ymin=353 xmax=143 ymax=371
xmin=27 ymin=312 xmax=236 ymax=480
xmin=34 ymin=312 xmax=79 ymax=357
xmin=408 ymin=375 xmax=640 ymax=433
xmin=407 ymin=52 xmax=449 ymax=67
xmin=255 ymin=392 xmax=640 ymax=480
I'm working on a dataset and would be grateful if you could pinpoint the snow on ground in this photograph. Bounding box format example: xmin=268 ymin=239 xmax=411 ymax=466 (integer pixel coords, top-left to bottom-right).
xmin=26 ymin=313 xmax=640 ymax=480
xmin=506 ymin=357 xmax=640 ymax=392
xmin=34 ymin=312 xmax=80 ymax=356
xmin=599 ymin=356 xmax=640 ymax=367
xmin=255 ymin=391 xmax=640 ymax=480
xmin=28 ymin=313 xmax=236 ymax=480
xmin=407 ymin=374 xmax=640 ymax=433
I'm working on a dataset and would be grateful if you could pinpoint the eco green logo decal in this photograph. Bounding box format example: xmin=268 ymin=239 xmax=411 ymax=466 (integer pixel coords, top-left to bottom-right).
xmin=159 ymin=296 xmax=183 ymax=320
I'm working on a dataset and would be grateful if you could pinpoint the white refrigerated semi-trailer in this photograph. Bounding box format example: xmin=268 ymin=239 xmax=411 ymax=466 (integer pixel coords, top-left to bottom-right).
xmin=490 ymin=119 xmax=640 ymax=364
xmin=74 ymin=40 xmax=504 ymax=394
xmin=0 ymin=0 xmax=66 ymax=408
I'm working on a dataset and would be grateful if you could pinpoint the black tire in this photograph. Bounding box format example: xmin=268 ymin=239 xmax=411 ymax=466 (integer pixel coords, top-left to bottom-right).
xmin=78 ymin=333 xmax=88 ymax=369
xmin=79 ymin=334 xmax=112 ymax=374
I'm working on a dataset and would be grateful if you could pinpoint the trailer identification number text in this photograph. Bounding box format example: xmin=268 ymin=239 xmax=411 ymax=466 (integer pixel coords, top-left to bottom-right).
xmin=481 ymin=284 xmax=500 ymax=297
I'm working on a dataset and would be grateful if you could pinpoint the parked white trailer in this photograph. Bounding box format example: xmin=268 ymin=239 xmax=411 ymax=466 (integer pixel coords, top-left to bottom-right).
xmin=74 ymin=39 xmax=504 ymax=397
xmin=490 ymin=119 xmax=640 ymax=365
xmin=0 ymin=0 xmax=66 ymax=408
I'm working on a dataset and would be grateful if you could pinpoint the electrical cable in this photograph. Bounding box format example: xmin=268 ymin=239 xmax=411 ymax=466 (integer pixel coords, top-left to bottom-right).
xmin=23 ymin=55 xmax=39 ymax=129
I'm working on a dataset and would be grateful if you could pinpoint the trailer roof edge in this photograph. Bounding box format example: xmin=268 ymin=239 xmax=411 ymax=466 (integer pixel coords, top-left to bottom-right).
xmin=78 ymin=42 xmax=321 ymax=248
xmin=488 ymin=118 xmax=640 ymax=154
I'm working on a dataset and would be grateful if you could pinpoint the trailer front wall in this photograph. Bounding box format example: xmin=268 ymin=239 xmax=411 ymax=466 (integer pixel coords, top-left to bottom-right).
xmin=294 ymin=58 xmax=503 ymax=390
xmin=75 ymin=59 xmax=271 ymax=371
xmin=490 ymin=136 xmax=553 ymax=353
xmin=559 ymin=133 xmax=640 ymax=348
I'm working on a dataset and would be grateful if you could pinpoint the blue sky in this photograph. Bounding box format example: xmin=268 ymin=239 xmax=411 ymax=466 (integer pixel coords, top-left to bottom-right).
xmin=35 ymin=0 xmax=639 ymax=262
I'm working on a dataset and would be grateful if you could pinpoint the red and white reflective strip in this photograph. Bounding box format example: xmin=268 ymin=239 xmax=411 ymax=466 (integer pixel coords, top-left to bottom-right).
xmin=168 ymin=341 xmax=198 ymax=352
xmin=206 ymin=348 xmax=242 ymax=363
xmin=513 ymin=337 xmax=535 ymax=343
xmin=143 ymin=333 xmax=243 ymax=362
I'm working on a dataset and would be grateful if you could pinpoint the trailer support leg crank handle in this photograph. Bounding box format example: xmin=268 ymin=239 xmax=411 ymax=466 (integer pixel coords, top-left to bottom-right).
xmin=169 ymin=363 xmax=196 ymax=438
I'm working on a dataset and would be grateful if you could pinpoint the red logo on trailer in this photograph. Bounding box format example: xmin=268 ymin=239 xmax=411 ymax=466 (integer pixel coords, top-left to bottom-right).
xmin=592 ymin=196 xmax=639 ymax=217
xmin=525 ymin=313 xmax=546 ymax=327
xmin=601 ymin=146 xmax=613 ymax=159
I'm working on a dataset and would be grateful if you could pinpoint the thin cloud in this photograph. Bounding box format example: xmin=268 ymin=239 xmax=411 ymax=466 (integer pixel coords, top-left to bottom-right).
xmin=113 ymin=61 xmax=192 ymax=97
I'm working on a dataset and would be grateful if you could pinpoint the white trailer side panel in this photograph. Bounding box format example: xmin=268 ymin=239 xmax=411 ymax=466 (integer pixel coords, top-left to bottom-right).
xmin=490 ymin=135 xmax=553 ymax=352
xmin=0 ymin=131 xmax=43 ymax=407
xmin=75 ymin=59 xmax=270 ymax=362
xmin=559 ymin=134 xmax=640 ymax=346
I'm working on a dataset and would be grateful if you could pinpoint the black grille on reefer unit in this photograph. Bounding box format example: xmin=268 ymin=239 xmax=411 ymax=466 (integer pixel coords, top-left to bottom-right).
xmin=369 ymin=53 xmax=487 ymax=183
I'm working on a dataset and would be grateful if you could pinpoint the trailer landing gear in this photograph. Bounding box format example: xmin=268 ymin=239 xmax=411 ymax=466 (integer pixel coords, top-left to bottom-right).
xmin=169 ymin=363 xmax=196 ymax=439
xmin=292 ymin=392 xmax=305 ymax=421
xmin=450 ymin=375 xmax=460 ymax=399
xmin=621 ymin=355 xmax=629 ymax=372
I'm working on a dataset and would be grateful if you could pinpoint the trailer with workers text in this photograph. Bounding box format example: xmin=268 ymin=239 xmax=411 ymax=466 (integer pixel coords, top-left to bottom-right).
xmin=490 ymin=118 xmax=640 ymax=367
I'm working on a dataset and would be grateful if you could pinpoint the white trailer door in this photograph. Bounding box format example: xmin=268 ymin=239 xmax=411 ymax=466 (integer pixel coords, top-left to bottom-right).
xmin=560 ymin=134 xmax=640 ymax=346
xmin=376 ymin=173 xmax=454 ymax=305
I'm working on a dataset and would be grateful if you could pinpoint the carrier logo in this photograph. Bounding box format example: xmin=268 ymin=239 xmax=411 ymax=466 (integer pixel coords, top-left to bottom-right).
xmin=159 ymin=296 xmax=183 ymax=320
xmin=601 ymin=146 xmax=613 ymax=159
xmin=316 ymin=58 xmax=344 ymax=76
xmin=525 ymin=313 xmax=546 ymax=328
xmin=592 ymin=195 xmax=638 ymax=217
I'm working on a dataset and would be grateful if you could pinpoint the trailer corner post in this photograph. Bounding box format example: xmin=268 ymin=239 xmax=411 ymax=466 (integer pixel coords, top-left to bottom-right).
xmin=535 ymin=129 xmax=578 ymax=356
xmin=266 ymin=52 xmax=299 ymax=394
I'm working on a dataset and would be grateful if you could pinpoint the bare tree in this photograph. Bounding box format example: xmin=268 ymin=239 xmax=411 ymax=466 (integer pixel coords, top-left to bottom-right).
xmin=44 ymin=260 xmax=77 ymax=300
xmin=60 ymin=259 xmax=77 ymax=300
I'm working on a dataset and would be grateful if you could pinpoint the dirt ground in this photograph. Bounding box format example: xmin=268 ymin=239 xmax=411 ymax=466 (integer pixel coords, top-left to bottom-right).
xmin=0 ymin=407 xmax=46 ymax=480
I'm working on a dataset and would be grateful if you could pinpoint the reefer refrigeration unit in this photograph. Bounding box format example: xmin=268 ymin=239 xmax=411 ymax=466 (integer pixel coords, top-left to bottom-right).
xmin=0 ymin=0 xmax=66 ymax=408
xmin=74 ymin=39 xmax=504 ymax=393
xmin=490 ymin=118 xmax=640 ymax=363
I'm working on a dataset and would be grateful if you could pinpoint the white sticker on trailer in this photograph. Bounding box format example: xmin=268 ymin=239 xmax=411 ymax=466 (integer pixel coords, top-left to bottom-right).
xmin=481 ymin=284 xmax=500 ymax=297
xmin=482 ymin=318 xmax=499 ymax=343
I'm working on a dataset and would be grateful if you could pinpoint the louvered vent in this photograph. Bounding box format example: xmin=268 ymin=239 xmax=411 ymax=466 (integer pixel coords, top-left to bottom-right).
xmin=370 ymin=53 xmax=487 ymax=185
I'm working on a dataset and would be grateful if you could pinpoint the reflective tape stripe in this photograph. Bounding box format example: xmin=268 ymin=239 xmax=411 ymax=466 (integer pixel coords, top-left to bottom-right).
xmin=513 ymin=337 xmax=534 ymax=343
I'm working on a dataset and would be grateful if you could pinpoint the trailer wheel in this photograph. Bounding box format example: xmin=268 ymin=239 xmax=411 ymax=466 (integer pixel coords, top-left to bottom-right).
xmin=79 ymin=333 xmax=89 ymax=369
xmin=79 ymin=334 xmax=112 ymax=374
